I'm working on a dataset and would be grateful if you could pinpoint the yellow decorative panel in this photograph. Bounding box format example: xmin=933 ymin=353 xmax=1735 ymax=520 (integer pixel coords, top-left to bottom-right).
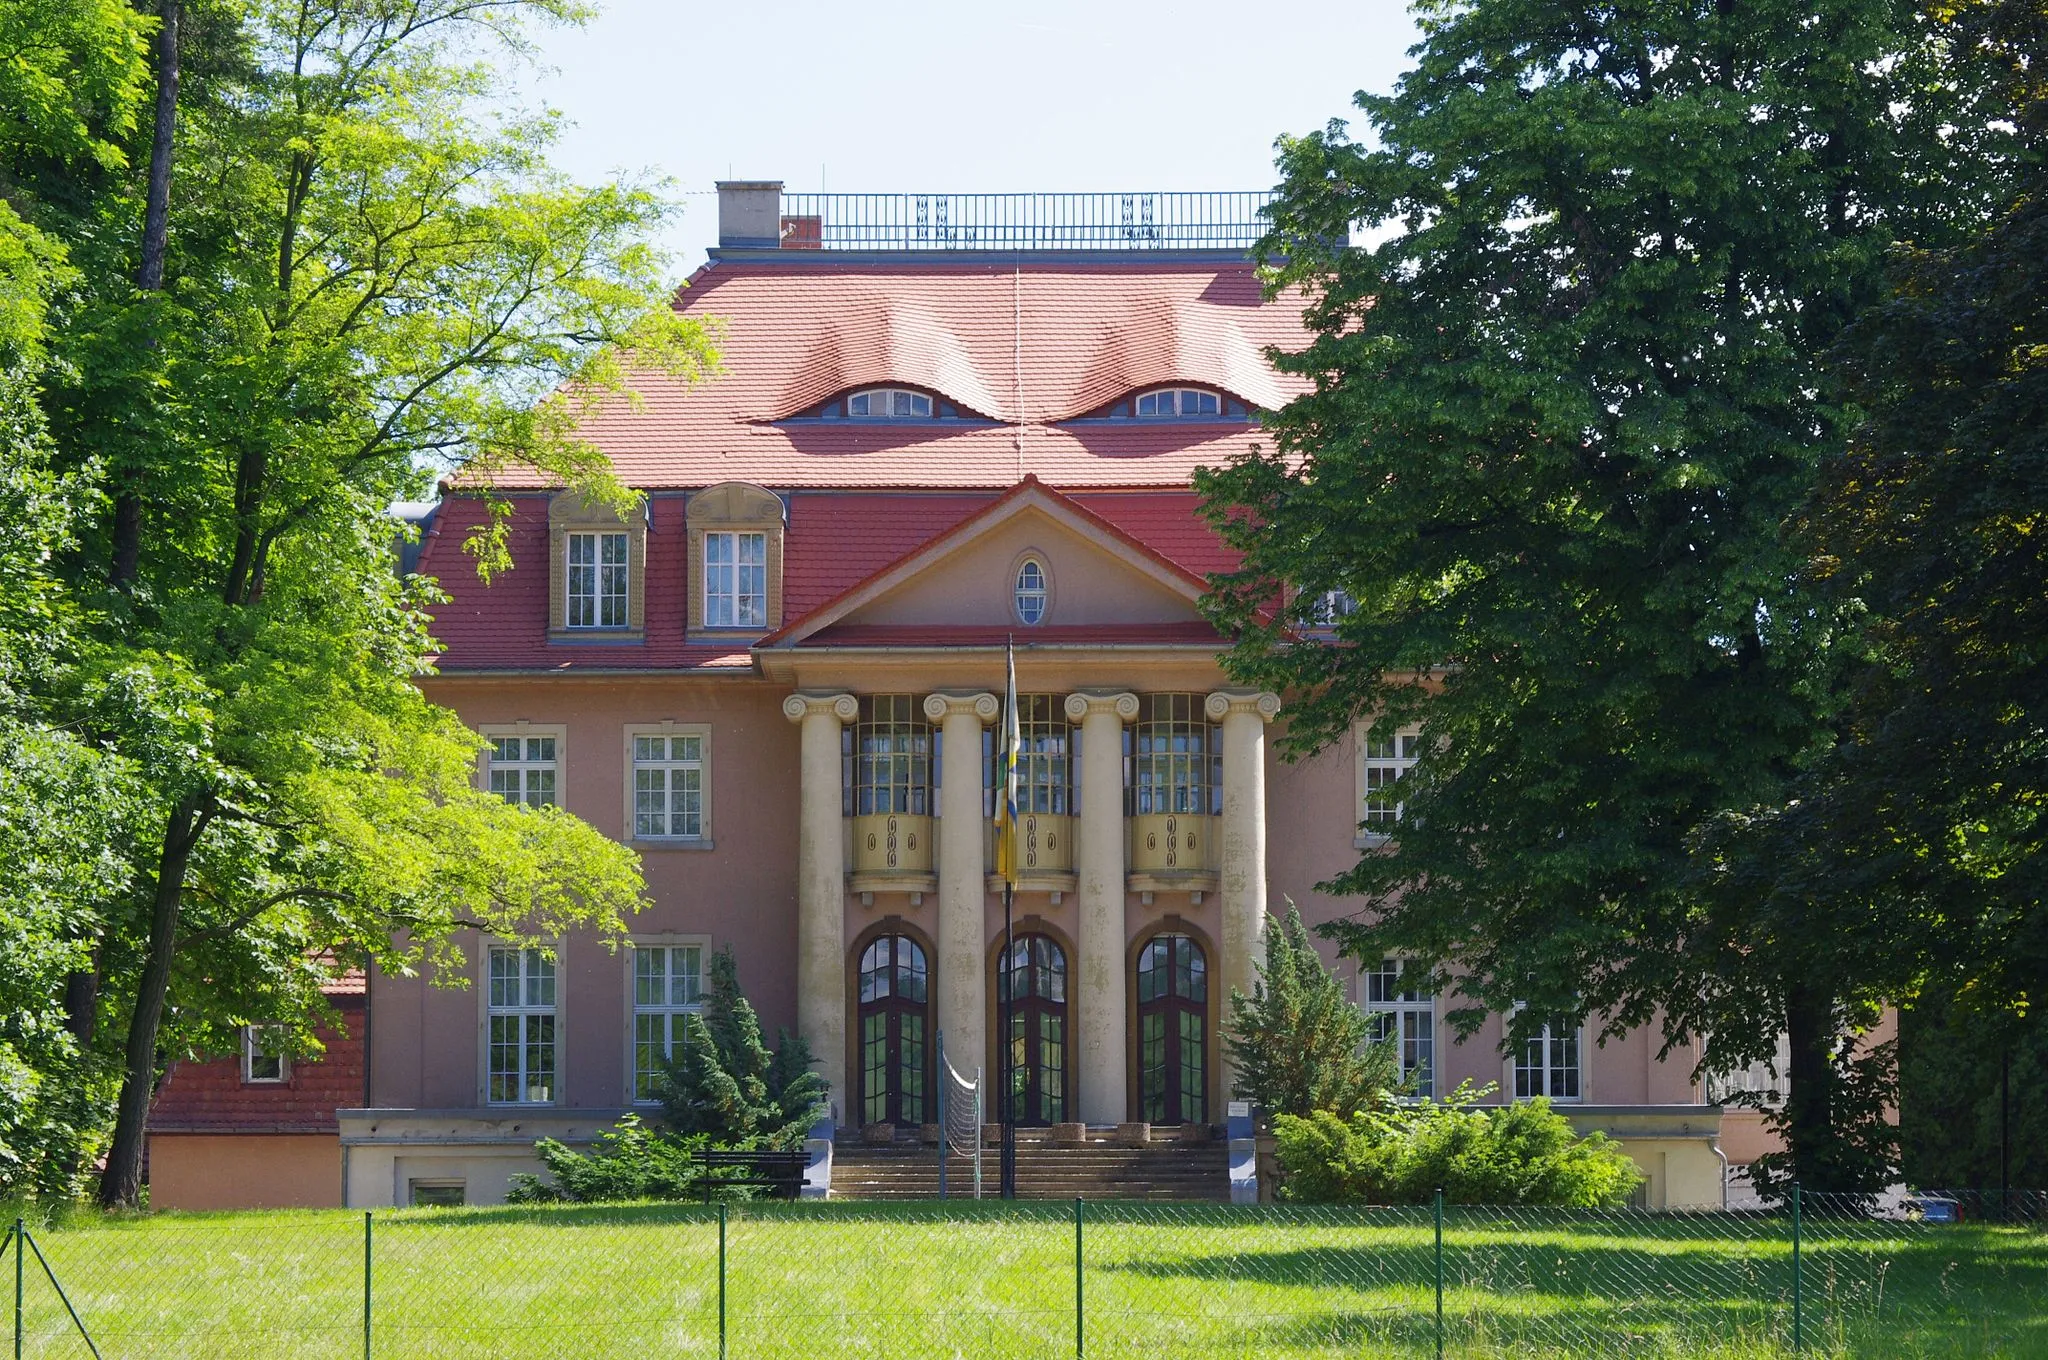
xmin=851 ymin=813 xmax=932 ymax=873
xmin=1128 ymin=813 xmax=1216 ymax=874
xmin=1015 ymin=812 xmax=1073 ymax=875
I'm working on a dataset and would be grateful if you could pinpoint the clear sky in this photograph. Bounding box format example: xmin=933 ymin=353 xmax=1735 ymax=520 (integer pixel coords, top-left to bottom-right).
xmin=515 ymin=0 xmax=1421 ymax=273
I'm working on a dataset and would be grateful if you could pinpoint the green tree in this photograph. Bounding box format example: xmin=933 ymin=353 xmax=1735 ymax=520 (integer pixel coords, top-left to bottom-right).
xmin=1201 ymin=0 xmax=2015 ymax=1192
xmin=4 ymin=0 xmax=718 ymax=1207
xmin=1226 ymin=899 xmax=1398 ymax=1117
xmin=658 ymin=948 xmax=828 ymax=1149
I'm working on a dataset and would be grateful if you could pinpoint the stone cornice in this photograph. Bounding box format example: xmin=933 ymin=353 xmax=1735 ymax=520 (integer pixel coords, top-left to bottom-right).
xmin=922 ymin=691 xmax=1001 ymax=723
xmin=1205 ymin=690 xmax=1281 ymax=723
xmin=1064 ymin=690 xmax=1141 ymax=722
xmin=782 ymin=692 xmax=859 ymax=723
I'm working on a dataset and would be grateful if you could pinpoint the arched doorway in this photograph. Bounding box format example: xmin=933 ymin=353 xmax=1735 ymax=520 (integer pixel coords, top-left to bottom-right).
xmin=1136 ymin=932 xmax=1207 ymax=1125
xmin=857 ymin=934 xmax=930 ymax=1126
xmin=998 ymin=934 xmax=1069 ymax=1125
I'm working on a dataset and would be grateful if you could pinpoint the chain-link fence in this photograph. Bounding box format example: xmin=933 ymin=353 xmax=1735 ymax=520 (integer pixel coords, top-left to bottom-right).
xmin=7 ymin=1190 xmax=2041 ymax=1358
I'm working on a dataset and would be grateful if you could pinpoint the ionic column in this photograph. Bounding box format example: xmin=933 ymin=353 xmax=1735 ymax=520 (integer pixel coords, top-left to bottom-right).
xmin=1067 ymin=690 xmax=1139 ymax=1125
xmin=925 ymin=691 xmax=999 ymax=1089
xmin=784 ymin=691 xmax=859 ymax=1122
xmin=1206 ymin=689 xmax=1281 ymax=1100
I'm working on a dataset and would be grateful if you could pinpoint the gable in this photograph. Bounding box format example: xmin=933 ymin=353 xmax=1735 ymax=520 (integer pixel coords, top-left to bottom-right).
xmin=841 ymin=505 xmax=1204 ymax=631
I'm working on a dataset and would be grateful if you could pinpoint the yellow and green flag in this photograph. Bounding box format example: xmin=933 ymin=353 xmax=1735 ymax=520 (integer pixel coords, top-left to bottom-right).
xmin=994 ymin=639 xmax=1021 ymax=885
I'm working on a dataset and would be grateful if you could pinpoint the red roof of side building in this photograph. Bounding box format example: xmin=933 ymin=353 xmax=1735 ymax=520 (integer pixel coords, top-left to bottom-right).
xmin=467 ymin=259 xmax=1310 ymax=492
xmin=146 ymin=993 xmax=365 ymax=1135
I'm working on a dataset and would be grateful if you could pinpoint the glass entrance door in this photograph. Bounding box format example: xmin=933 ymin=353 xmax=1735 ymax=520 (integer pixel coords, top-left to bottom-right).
xmin=857 ymin=934 xmax=930 ymax=1126
xmin=1136 ymin=932 xmax=1207 ymax=1125
xmin=999 ymin=934 xmax=1069 ymax=1125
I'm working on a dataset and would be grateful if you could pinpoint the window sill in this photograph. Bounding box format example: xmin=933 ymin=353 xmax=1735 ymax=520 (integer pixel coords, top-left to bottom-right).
xmin=686 ymin=628 xmax=769 ymax=646
xmin=548 ymin=628 xmax=644 ymax=646
xmin=483 ymin=1100 xmax=559 ymax=1109
xmin=1354 ymin=832 xmax=1395 ymax=850
xmin=631 ymin=836 xmax=715 ymax=852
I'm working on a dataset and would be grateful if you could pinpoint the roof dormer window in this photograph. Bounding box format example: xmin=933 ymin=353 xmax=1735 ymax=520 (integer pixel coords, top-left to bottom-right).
xmin=1135 ymin=388 xmax=1221 ymax=419
xmin=847 ymin=388 xmax=933 ymax=419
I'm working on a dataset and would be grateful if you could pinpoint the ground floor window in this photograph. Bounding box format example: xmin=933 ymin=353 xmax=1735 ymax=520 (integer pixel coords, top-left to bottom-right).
xmin=632 ymin=943 xmax=704 ymax=1101
xmin=1361 ymin=958 xmax=1435 ymax=1097
xmin=858 ymin=934 xmax=930 ymax=1125
xmin=1514 ymin=1012 xmax=1581 ymax=1102
xmin=999 ymin=934 xmax=1069 ymax=1125
xmin=1137 ymin=932 xmax=1207 ymax=1124
xmin=487 ymin=946 xmax=556 ymax=1104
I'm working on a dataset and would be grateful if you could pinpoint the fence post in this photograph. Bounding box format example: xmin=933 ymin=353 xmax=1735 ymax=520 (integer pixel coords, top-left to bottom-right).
xmin=1074 ymin=1197 xmax=1084 ymax=1360
xmin=14 ymin=1216 xmax=23 ymax=1360
xmin=362 ymin=1210 xmax=373 ymax=1360
xmin=718 ymin=1200 xmax=728 ymax=1360
xmin=1791 ymin=1181 xmax=1803 ymax=1353
xmin=1433 ymin=1190 xmax=1444 ymax=1360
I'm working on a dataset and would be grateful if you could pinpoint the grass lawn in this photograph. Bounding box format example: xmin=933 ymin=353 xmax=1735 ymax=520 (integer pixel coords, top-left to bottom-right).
xmin=9 ymin=1201 xmax=2043 ymax=1358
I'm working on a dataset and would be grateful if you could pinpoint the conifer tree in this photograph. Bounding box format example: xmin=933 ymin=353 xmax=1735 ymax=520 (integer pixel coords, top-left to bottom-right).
xmin=1227 ymin=900 xmax=1398 ymax=1118
xmin=658 ymin=948 xmax=828 ymax=1148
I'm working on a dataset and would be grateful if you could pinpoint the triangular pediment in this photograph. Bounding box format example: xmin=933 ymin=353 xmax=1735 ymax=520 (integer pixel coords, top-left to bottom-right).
xmin=762 ymin=479 xmax=1213 ymax=647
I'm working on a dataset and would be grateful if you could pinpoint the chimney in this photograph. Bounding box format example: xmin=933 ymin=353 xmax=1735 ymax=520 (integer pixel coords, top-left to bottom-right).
xmin=717 ymin=180 xmax=783 ymax=250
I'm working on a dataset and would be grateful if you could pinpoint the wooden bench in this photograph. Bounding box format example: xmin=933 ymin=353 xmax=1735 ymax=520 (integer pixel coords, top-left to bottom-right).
xmin=697 ymin=1149 xmax=808 ymax=1201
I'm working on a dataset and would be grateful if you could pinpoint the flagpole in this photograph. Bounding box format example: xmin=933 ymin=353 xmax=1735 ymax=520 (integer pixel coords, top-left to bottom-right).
xmin=1000 ymin=636 xmax=1019 ymax=1200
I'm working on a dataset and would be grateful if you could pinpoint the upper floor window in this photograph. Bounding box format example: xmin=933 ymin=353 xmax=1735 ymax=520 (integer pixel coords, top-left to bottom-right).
xmin=1014 ymin=557 xmax=1049 ymax=625
xmin=1008 ymin=694 xmax=1073 ymax=816
xmin=241 ymin=1025 xmax=287 ymax=1084
xmin=487 ymin=734 xmax=557 ymax=809
xmin=1361 ymin=960 xmax=1434 ymax=1097
xmin=848 ymin=387 xmax=933 ymax=419
xmin=1361 ymin=724 xmax=1421 ymax=833
xmin=704 ymin=531 xmax=768 ymax=628
xmin=1126 ymin=693 xmax=1221 ymax=816
xmin=1305 ymin=590 xmax=1356 ymax=631
xmin=633 ymin=731 xmax=706 ymax=841
xmin=1135 ymin=388 xmax=1221 ymax=419
xmin=566 ymin=531 xmax=629 ymax=629
xmin=846 ymin=695 xmax=932 ymax=816
xmin=487 ymin=946 xmax=556 ymax=1104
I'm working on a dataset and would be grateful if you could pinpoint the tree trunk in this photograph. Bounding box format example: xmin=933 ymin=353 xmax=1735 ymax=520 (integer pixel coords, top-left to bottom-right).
xmin=110 ymin=0 xmax=180 ymax=590
xmin=1783 ymin=978 xmax=1838 ymax=1193
xmin=96 ymin=794 xmax=208 ymax=1208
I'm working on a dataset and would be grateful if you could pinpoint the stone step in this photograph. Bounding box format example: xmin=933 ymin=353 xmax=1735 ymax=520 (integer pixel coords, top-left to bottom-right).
xmin=830 ymin=1137 xmax=1230 ymax=1201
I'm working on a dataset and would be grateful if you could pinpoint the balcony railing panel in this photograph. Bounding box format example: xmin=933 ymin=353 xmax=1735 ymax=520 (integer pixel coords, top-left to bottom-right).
xmin=773 ymin=192 xmax=1273 ymax=252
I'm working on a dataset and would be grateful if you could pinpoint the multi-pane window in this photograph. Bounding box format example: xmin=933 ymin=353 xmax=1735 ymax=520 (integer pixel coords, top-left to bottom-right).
xmin=1014 ymin=559 xmax=1048 ymax=625
xmin=1136 ymin=933 xmax=1208 ymax=1125
xmin=1007 ymin=695 xmax=1073 ymax=816
xmin=631 ymin=944 xmax=704 ymax=1102
xmin=1127 ymin=694 xmax=1221 ymax=816
xmin=1306 ymin=590 xmax=1357 ymax=629
xmin=241 ymin=1025 xmax=287 ymax=1084
xmin=633 ymin=733 xmax=704 ymax=839
xmin=1134 ymin=388 xmax=1221 ymax=418
xmin=1361 ymin=724 xmax=1421 ymax=831
xmin=846 ymin=695 xmax=932 ymax=816
xmin=1362 ymin=959 xmax=1435 ymax=1097
xmin=487 ymin=734 xmax=557 ymax=808
xmin=487 ymin=947 xmax=556 ymax=1104
xmin=847 ymin=387 xmax=933 ymax=419
xmin=1513 ymin=1012 xmax=1581 ymax=1102
xmin=703 ymin=531 xmax=768 ymax=628
xmin=566 ymin=531 xmax=629 ymax=629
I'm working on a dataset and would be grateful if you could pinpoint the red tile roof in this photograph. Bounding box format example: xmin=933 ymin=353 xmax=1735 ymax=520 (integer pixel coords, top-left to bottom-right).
xmin=470 ymin=259 xmax=1310 ymax=491
xmin=147 ymin=995 xmax=365 ymax=1135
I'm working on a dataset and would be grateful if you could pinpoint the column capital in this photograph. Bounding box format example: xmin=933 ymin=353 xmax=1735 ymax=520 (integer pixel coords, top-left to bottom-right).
xmin=1205 ymin=689 xmax=1281 ymax=723
xmin=1063 ymin=690 xmax=1140 ymax=723
xmin=922 ymin=691 xmax=1000 ymax=724
xmin=782 ymin=691 xmax=858 ymax=724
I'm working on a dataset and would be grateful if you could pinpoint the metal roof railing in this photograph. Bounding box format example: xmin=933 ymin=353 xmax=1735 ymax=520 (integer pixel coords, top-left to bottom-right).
xmin=774 ymin=191 xmax=1273 ymax=251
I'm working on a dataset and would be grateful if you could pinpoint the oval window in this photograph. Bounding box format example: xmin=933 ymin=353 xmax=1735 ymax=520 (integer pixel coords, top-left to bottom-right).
xmin=1014 ymin=558 xmax=1048 ymax=625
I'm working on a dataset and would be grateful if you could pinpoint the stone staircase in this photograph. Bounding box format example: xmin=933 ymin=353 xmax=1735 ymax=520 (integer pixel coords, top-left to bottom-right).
xmin=831 ymin=1130 xmax=1230 ymax=1201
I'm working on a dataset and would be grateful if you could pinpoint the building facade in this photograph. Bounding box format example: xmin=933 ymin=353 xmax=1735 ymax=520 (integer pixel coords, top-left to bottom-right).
xmin=343 ymin=185 xmax=1731 ymax=1208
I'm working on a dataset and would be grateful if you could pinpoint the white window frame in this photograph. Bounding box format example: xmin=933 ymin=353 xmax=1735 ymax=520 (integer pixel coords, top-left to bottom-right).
xmin=566 ymin=530 xmax=630 ymax=630
xmin=481 ymin=725 xmax=564 ymax=809
xmin=1133 ymin=387 xmax=1222 ymax=418
xmin=627 ymin=938 xmax=709 ymax=1104
xmin=625 ymin=724 xmax=713 ymax=847
xmin=484 ymin=944 xmax=558 ymax=1105
xmin=846 ymin=387 xmax=933 ymax=419
xmin=1510 ymin=1005 xmax=1583 ymax=1103
xmin=1013 ymin=556 xmax=1049 ymax=625
xmin=1305 ymin=589 xmax=1356 ymax=631
xmin=241 ymin=1024 xmax=288 ymax=1084
xmin=703 ymin=530 xmax=769 ymax=629
xmin=1356 ymin=721 xmax=1421 ymax=846
xmin=1360 ymin=959 xmax=1435 ymax=1098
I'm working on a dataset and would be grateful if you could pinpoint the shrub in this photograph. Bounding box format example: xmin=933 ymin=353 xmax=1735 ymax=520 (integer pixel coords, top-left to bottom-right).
xmin=1273 ymin=1084 xmax=1641 ymax=1206
xmin=1226 ymin=900 xmax=1400 ymax=1117
xmin=506 ymin=1116 xmax=705 ymax=1204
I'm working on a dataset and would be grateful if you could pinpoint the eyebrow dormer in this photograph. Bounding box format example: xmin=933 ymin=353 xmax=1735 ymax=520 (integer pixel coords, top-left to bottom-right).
xmin=789 ymin=385 xmax=987 ymax=422
xmin=1067 ymin=385 xmax=1253 ymax=422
